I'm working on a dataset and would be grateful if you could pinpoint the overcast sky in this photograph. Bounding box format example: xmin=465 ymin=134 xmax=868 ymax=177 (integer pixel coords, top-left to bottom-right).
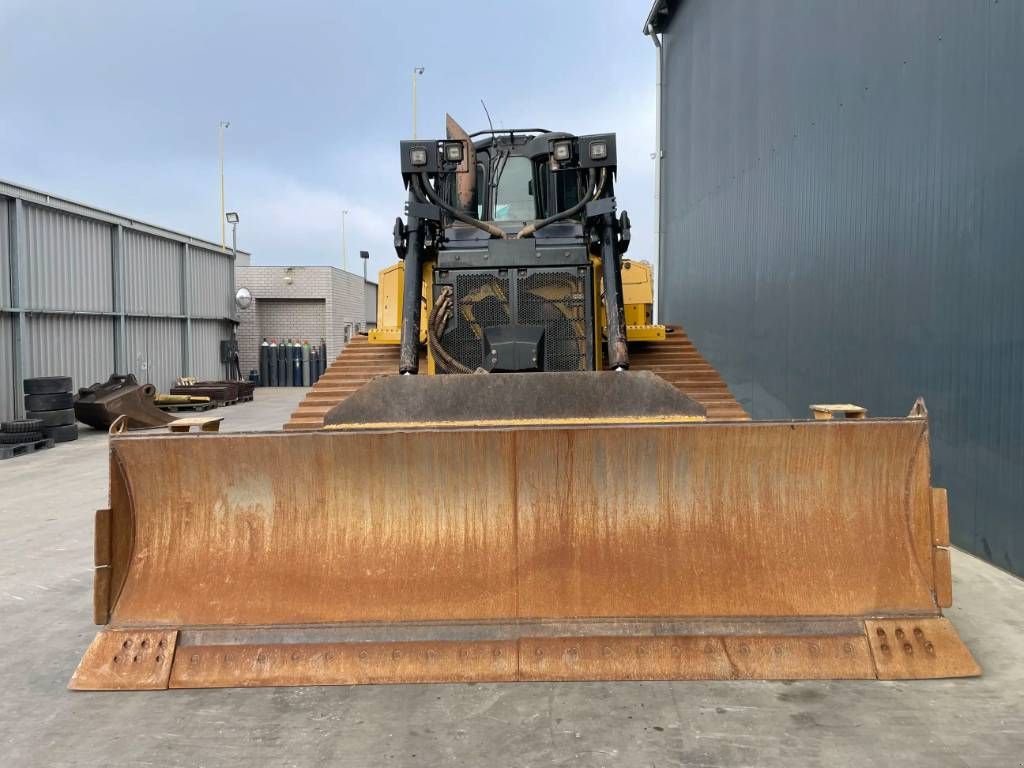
xmin=0 ymin=0 xmax=658 ymax=280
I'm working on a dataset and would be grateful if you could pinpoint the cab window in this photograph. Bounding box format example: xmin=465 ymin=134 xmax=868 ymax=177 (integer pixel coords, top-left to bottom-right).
xmin=492 ymin=157 xmax=536 ymax=221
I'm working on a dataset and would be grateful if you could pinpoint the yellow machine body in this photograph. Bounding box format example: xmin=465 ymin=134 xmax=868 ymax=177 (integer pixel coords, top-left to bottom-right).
xmin=369 ymin=258 xmax=666 ymax=352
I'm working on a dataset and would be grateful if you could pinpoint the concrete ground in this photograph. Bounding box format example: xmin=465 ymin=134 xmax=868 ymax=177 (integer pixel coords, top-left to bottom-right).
xmin=1 ymin=386 xmax=1022 ymax=768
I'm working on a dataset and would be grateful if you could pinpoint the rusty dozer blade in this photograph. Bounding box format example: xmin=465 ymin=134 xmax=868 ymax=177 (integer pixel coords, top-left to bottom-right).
xmin=70 ymin=396 xmax=978 ymax=690
xmin=324 ymin=371 xmax=707 ymax=428
xmin=74 ymin=374 xmax=176 ymax=430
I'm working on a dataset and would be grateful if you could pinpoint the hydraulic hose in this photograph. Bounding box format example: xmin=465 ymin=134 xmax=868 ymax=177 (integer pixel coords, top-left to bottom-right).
xmin=427 ymin=286 xmax=473 ymax=374
xmin=416 ymin=174 xmax=507 ymax=239
xmin=516 ymin=168 xmax=605 ymax=239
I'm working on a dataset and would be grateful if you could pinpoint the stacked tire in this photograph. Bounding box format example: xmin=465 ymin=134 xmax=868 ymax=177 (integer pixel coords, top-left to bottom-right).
xmin=0 ymin=417 xmax=46 ymax=447
xmin=24 ymin=377 xmax=78 ymax=443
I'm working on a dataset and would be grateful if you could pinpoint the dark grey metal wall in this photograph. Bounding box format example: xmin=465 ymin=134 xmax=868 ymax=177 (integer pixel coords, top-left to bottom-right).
xmin=655 ymin=0 xmax=1024 ymax=575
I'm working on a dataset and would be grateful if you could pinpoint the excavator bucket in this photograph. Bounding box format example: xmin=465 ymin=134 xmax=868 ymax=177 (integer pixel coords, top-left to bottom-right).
xmin=74 ymin=374 xmax=176 ymax=430
xmin=70 ymin=380 xmax=978 ymax=690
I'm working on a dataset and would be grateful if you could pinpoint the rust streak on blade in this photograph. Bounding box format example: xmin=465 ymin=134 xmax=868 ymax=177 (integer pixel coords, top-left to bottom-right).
xmin=103 ymin=420 xmax=941 ymax=627
xmin=110 ymin=429 xmax=520 ymax=626
xmin=515 ymin=420 xmax=939 ymax=619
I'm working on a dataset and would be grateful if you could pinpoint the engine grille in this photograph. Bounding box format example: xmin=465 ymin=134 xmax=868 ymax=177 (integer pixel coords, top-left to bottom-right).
xmin=448 ymin=272 xmax=512 ymax=371
xmin=516 ymin=271 xmax=588 ymax=372
xmin=436 ymin=267 xmax=591 ymax=372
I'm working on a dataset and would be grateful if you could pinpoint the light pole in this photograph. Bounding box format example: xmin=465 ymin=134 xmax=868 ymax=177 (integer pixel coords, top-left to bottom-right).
xmin=341 ymin=209 xmax=349 ymax=271
xmin=226 ymin=211 xmax=239 ymax=259
xmin=412 ymin=66 xmax=425 ymax=138
xmin=218 ymin=121 xmax=230 ymax=249
xmin=226 ymin=211 xmax=240 ymax=379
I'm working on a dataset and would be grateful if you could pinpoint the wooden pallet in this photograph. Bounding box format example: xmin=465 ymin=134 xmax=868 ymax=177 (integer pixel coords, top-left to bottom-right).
xmin=222 ymin=394 xmax=254 ymax=406
xmin=168 ymin=416 xmax=223 ymax=433
xmin=156 ymin=402 xmax=217 ymax=413
xmin=207 ymin=394 xmax=253 ymax=408
xmin=0 ymin=437 xmax=55 ymax=460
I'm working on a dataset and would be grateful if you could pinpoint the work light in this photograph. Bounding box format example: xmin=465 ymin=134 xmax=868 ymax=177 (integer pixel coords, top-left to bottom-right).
xmin=553 ymin=140 xmax=572 ymax=162
xmin=589 ymin=140 xmax=608 ymax=161
xmin=443 ymin=141 xmax=464 ymax=163
xmin=410 ymin=147 xmax=428 ymax=166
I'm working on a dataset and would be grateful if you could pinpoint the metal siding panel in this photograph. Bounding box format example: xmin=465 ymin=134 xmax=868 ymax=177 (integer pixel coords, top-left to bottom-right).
xmin=22 ymin=203 xmax=113 ymax=311
xmin=191 ymin=319 xmax=232 ymax=380
xmin=189 ymin=247 xmax=233 ymax=318
xmin=0 ymin=197 xmax=10 ymax=307
xmin=660 ymin=0 xmax=1024 ymax=575
xmin=22 ymin=314 xmax=115 ymax=393
xmin=0 ymin=313 xmax=12 ymax=421
xmin=0 ymin=179 xmax=250 ymax=261
xmin=125 ymin=318 xmax=184 ymax=392
xmin=123 ymin=230 xmax=182 ymax=315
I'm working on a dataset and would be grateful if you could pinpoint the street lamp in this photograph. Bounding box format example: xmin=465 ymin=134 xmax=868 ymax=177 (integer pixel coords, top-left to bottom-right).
xmin=218 ymin=121 xmax=230 ymax=249
xmin=226 ymin=211 xmax=239 ymax=263
xmin=341 ymin=209 xmax=349 ymax=271
xmin=412 ymin=66 xmax=425 ymax=138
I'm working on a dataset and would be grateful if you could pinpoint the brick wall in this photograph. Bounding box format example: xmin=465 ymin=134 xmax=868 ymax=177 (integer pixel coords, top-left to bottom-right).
xmin=328 ymin=269 xmax=365 ymax=361
xmin=235 ymin=265 xmax=368 ymax=378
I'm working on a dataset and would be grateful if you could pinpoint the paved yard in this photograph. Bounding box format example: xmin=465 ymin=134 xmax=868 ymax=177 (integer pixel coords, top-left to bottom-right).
xmin=1 ymin=387 xmax=1021 ymax=767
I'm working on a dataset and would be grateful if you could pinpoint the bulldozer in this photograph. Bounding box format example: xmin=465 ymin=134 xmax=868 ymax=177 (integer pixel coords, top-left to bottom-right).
xmin=70 ymin=118 xmax=978 ymax=690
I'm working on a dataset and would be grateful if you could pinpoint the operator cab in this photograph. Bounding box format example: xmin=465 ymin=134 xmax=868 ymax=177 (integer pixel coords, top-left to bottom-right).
xmin=447 ymin=132 xmax=586 ymax=228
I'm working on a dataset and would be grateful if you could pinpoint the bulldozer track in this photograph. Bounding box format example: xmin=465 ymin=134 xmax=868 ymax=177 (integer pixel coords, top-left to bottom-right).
xmin=622 ymin=326 xmax=749 ymax=421
xmin=283 ymin=326 xmax=747 ymax=430
xmin=284 ymin=337 xmax=404 ymax=430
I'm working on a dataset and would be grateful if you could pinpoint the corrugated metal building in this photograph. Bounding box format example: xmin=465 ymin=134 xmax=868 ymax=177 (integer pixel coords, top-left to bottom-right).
xmin=645 ymin=0 xmax=1024 ymax=576
xmin=1 ymin=180 xmax=247 ymax=421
